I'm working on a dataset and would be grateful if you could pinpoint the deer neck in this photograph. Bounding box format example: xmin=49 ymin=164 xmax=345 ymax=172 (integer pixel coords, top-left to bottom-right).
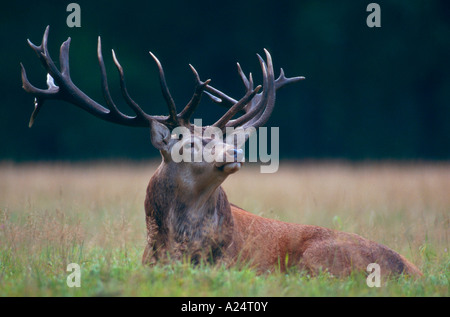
xmin=146 ymin=163 xmax=234 ymax=250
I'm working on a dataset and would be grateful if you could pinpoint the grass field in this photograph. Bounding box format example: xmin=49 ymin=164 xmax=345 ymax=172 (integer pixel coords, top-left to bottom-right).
xmin=0 ymin=161 xmax=448 ymax=296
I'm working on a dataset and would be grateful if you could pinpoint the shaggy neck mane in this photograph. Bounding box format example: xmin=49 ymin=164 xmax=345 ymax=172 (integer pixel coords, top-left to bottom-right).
xmin=145 ymin=165 xmax=234 ymax=263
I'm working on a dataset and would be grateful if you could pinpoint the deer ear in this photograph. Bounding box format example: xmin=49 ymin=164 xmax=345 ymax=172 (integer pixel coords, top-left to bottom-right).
xmin=150 ymin=120 xmax=171 ymax=152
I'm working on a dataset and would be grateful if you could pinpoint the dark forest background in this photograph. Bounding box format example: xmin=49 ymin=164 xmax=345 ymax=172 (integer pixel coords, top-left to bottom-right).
xmin=1 ymin=0 xmax=449 ymax=161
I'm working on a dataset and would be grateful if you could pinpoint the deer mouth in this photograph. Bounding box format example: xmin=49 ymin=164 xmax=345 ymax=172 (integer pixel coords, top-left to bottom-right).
xmin=215 ymin=161 xmax=243 ymax=174
xmin=214 ymin=148 xmax=244 ymax=174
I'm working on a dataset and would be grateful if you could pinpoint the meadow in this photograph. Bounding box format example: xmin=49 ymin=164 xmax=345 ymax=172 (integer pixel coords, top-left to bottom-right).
xmin=0 ymin=161 xmax=448 ymax=296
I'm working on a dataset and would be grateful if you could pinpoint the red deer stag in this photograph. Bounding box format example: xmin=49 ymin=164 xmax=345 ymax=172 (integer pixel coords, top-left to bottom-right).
xmin=21 ymin=26 xmax=421 ymax=278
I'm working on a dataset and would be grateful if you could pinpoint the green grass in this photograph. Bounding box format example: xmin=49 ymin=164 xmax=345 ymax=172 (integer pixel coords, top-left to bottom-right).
xmin=1 ymin=246 xmax=448 ymax=297
xmin=0 ymin=161 xmax=449 ymax=296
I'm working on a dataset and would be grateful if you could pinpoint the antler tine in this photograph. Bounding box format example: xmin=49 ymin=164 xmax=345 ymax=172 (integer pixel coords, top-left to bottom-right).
xmin=25 ymin=27 xmax=62 ymax=90
xmin=237 ymin=63 xmax=253 ymax=92
xmin=21 ymin=67 xmax=59 ymax=127
xmin=97 ymin=36 xmax=130 ymax=120
xmin=212 ymin=75 xmax=262 ymax=131
xmin=241 ymin=49 xmax=276 ymax=129
xmin=225 ymin=53 xmax=270 ymax=128
xmin=149 ymin=51 xmax=178 ymax=124
xmin=178 ymin=64 xmax=211 ymax=124
xmin=111 ymin=49 xmax=153 ymax=124
xmin=59 ymin=37 xmax=71 ymax=78
xmin=20 ymin=63 xmax=59 ymax=97
xmin=27 ymin=26 xmax=50 ymax=70
xmin=236 ymin=63 xmax=258 ymax=114
xmin=203 ymin=62 xmax=254 ymax=110
xmin=204 ymin=84 xmax=238 ymax=109
xmin=275 ymin=68 xmax=305 ymax=90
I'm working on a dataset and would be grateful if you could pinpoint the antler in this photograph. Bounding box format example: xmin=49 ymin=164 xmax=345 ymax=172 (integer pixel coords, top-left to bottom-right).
xmin=206 ymin=49 xmax=305 ymax=130
xmin=20 ymin=26 xmax=214 ymax=129
xmin=21 ymin=26 xmax=303 ymax=133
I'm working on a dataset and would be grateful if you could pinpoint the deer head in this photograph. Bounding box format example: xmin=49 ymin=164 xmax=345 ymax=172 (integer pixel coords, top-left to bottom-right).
xmin=21 ymin=26 xmax=304 ymax=195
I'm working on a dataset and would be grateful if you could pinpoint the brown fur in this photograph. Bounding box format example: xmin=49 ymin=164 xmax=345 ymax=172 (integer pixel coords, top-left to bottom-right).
xmin=142 ymin=170 xmax=422 ymax=278
xmin=228 ymin=204 xmax=422 ymax=277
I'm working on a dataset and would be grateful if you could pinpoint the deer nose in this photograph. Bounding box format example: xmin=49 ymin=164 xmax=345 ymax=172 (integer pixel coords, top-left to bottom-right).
xmin=231 ymin=148 xmax=243 ymax=161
